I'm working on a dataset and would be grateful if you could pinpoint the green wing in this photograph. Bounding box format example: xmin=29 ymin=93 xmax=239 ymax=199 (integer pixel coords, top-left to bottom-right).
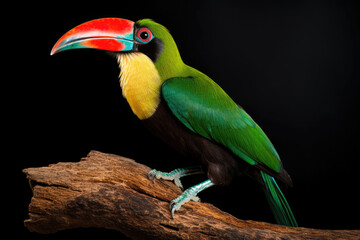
xmin=161 ymin=76 xmax=282 ymax=173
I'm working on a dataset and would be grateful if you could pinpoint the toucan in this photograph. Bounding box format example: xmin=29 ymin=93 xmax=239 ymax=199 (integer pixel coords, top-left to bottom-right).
xmin=51 ymin=18 xmax=298 ymax=227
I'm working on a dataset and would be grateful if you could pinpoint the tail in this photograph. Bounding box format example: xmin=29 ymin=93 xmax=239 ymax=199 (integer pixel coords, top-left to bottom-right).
xmin=260 ymin=171 xmax=298 ymax=227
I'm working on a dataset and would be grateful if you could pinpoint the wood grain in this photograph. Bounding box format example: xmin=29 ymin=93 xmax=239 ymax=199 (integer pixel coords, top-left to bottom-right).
xmin=23 ymin=150 xmax=360 ymax=239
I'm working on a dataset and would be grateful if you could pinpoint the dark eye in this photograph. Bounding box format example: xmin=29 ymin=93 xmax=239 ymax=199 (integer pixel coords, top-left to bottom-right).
xmin=136 ymin=28 xmax=153 ymax=43
xmin=140 ymin=31 xmax=149 ymax=39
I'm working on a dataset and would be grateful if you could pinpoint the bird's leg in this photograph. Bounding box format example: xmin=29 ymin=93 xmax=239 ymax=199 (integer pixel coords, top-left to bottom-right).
xmin=170 ymin=179 xmax=214 ymax=219
xmin=148 ymin=166 xmax=203 ymax=190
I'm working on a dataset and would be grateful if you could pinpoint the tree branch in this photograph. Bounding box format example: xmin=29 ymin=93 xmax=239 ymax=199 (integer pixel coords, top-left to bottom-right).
xmin=23 ymin=150 xmax=359 ymax=239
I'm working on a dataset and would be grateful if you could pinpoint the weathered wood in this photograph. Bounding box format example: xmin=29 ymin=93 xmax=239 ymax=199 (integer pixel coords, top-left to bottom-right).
xmin=23 ymin=150 xmax=359 ymax=239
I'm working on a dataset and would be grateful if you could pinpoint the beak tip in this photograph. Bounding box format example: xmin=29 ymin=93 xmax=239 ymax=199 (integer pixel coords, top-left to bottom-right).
xmin=50 ymin=46 xmax=58 ymax=56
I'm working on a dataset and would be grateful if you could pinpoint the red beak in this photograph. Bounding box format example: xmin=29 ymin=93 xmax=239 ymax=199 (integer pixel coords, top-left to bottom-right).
xmin=51 ymin=18 xmax=135 ymax=55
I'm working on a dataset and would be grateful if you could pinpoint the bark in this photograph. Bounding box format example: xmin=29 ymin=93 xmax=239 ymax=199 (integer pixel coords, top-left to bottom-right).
xmin=23 ymin=150 xmax=359 ymax=239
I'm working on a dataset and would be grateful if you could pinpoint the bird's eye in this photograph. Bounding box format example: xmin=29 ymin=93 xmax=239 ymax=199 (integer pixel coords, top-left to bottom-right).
xmin=136 ymin=28 xmax=153 ymax=43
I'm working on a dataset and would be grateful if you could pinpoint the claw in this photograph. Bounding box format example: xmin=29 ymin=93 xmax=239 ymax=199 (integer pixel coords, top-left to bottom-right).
xmin=192 ymin=196 xmax=201 ymax=202
xmin=169 ymin=200 xmax=181 ymax=219
xmin=174 ymin=178 xmax=184 ymax=191
xmin=147 ymin=169 xmax=157 ymax=184
xmin=169 ymin=201 xmax=175 ymax=211
xmin=171 ymin=204 xmax=177 ymax=219
xmin=170 ymin=200 xmax=179 ymax=219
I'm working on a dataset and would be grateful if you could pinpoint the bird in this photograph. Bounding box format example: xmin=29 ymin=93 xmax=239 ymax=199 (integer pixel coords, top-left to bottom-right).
xmin=51 ymin=17 xmax=298 ymax=227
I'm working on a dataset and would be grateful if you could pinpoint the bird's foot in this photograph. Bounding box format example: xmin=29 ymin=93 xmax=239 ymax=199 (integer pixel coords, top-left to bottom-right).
xmin=148 ymin=169 xmax=184 ymax=190
xmin=147 ymin=166 xmax=203 ymax=191
xmin=169 ymin=179 xmax=214 ymax=219
xmin=170 ymin=187 xmax=201 ymax=218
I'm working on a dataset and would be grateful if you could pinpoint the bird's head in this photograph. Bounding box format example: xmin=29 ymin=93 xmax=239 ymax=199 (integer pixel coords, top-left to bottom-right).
xmin=51 ymin=18 xmax=183 ymax=79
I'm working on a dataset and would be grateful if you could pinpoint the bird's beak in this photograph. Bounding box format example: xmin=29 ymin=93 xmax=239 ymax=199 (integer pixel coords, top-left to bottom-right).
xmin=51 ymin=18 xmax=135 ymax=55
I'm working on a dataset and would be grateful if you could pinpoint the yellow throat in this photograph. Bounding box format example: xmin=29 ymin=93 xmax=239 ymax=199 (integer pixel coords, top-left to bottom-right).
xmin=117 ymin=52 xmax=162 ymax=120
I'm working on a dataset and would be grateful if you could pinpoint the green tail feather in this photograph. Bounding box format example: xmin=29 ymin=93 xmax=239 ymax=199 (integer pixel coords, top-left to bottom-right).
xmin=260 ymin=171 xmax=298 ymax=227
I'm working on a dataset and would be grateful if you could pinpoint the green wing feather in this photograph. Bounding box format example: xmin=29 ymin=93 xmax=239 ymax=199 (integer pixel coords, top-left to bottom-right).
xmin=161 ymin=75 xmax=282 ymax=173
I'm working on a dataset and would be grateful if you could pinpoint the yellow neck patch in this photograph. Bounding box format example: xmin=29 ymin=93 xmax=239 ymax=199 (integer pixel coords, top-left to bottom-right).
xmin=117 ymin=52 xmax=162 ymax=120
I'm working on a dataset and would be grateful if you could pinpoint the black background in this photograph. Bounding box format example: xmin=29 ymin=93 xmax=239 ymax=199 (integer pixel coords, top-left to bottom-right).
xmin=10 ymin=0 xmax=359 ymax=238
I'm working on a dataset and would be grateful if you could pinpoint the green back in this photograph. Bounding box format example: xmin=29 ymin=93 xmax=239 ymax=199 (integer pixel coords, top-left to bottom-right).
xmin=162 ymin=74 xmax=282 ymax=173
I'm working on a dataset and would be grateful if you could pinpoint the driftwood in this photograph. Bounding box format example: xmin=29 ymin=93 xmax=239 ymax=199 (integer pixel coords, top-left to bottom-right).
xmin=23 ymin=150 xmax=359 ymax=239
